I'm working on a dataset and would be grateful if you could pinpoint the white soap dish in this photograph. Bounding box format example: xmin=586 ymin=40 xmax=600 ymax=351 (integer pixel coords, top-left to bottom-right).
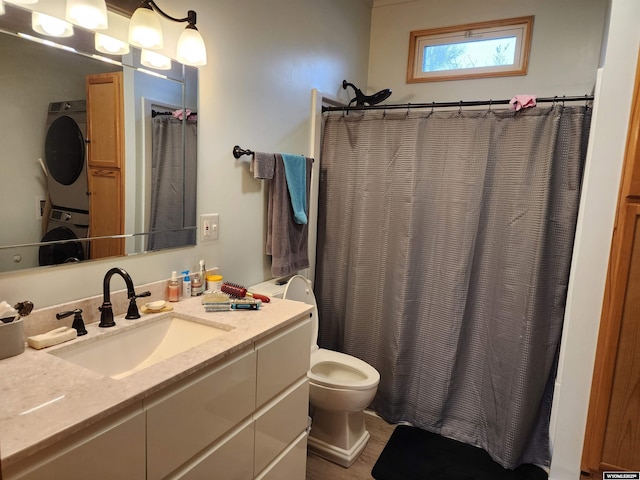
xmin=144 ymin=300 xmax=167 ymax=312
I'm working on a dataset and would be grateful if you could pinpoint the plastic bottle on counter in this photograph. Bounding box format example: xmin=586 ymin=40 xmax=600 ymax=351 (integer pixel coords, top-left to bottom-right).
xmin=206 ymin=274 xmax=223 ymax=292
xmin=191 ymin=273 xmax=202 ymax=296
xmin=168 ymin=271 xmax=180 ymax=302
xmin=198 ymin=260 xmax=207 ymax=295
xmin=182 ymin=270 xmax=191 ymax=298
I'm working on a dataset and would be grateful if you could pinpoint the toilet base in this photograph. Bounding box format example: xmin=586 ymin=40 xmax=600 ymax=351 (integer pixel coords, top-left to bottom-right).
xmin=308 ymin=408 xmax=370 ymax=467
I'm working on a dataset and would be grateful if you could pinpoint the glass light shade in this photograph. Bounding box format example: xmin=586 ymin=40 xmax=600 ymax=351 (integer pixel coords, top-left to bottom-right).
xmin=128 ymin=7 xmax=163 ymax=49
xmin=32 ymin=12 xmax=74 ymax=38
xmin=141 ymin=49 xmax=171 ymax=70
xmin=5 ymin=0 xmax=38 ymax=4
xmin=95 ymin=33 xmax=129 ymax=55
xmin=176 ymin=28 xmax=207 ymax=66
xmin=0 ymin=2 xmax=5 ymax=16
xmin=65 ymin=0 xmax=108 ymax=30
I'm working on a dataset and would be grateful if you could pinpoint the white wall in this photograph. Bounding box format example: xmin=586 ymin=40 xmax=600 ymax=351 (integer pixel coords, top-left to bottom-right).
xmin=368 ymin=1 xmax=639 ymax=479
xmin=0 ymin=0 xmax=371 ymax=307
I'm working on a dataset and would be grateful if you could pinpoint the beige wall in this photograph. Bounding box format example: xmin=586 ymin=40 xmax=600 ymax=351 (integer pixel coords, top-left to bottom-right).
xmin=368 ymin=0 xmax=607 ymax=102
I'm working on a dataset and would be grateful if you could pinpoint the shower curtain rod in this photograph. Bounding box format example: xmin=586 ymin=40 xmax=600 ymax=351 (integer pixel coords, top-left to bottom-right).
xmin=322 ymin=95 xmax=594 ymax=113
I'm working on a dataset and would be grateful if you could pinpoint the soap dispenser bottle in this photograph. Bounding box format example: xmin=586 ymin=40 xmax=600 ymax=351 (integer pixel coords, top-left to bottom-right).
xmin=182 ymin=270 xmax=191 ymax=298
xmin=168 ymin=271 xmax=180 ymax=302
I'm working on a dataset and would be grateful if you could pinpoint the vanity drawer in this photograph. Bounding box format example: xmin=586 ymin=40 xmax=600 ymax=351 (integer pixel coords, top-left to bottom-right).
xmin=255 ymin=431 xmax=308 ymax=480
xmin=4 ymin=404 xmax=145 ymax=480
xmin=145 ymin=348 xmax=257 ymax=480
xmin=255 ymin=318 xmax=311 ymax=407
xmin=177 ymin=420 xmax=255 ymax=480
xmin=254 ymin=377 xmax=309 ymax=475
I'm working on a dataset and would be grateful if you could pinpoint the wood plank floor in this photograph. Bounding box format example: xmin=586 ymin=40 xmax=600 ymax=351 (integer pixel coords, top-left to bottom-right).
xmin=306 ymin=412 xmax=396 ymax=480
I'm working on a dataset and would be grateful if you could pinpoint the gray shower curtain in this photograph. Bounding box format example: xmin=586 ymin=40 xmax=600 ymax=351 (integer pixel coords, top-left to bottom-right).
xmin=315 ymin=105 xmax=591 ymax=469
xmin=147 ymin=116 xmax=197 ymax=251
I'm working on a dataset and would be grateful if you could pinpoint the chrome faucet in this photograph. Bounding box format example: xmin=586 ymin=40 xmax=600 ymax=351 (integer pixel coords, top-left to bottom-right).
xmin=99 ymin=268 xmax=151 ymax=328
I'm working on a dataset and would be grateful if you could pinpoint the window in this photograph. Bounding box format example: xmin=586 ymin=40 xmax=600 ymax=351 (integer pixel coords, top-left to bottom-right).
xmin=407 ymin=16 xmax=534 ymax=83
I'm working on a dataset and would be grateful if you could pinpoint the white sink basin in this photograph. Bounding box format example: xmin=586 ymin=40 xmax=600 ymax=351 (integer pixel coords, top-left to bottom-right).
xmin=49 ymin=314 xmax=233 ymax=379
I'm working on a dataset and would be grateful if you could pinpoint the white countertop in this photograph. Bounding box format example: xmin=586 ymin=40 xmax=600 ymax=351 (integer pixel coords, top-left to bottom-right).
xmin=0 ymin=296 xmax=312 ymax=468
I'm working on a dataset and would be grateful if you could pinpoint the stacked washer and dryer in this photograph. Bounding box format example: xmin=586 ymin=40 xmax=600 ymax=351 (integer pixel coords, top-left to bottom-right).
xmin=39 ymin=100 xmax=90 ymax=266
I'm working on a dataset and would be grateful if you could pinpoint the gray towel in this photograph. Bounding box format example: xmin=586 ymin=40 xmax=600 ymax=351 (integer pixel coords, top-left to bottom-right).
xmin=250 ymin=152 xmax=275 ymax=179
xmin=266 ymin=154 xmax=313 ymax=277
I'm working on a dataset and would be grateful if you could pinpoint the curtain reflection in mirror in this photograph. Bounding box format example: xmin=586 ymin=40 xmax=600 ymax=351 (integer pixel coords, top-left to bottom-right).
xmin=147 ymin=114 xmax=197 ymax=251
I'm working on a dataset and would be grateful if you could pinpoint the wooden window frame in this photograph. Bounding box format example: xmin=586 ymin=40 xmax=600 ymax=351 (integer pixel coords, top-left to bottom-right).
xmin=407 ymin=16 xmax=534 ymax=83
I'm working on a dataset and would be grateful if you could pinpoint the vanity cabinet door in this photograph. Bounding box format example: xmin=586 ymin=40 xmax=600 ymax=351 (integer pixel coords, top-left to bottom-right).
xmin=3 ymin=404 xmax=145 ymax=480
xmin=145 ymin=348 xmax=257 ymax=480
xmin=255 ymin=318 xmax=311 ymax=408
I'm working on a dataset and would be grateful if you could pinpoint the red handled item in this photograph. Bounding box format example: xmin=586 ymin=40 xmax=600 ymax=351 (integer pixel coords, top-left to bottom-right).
xmin=221 ymin=282 xmax=271 ymax=303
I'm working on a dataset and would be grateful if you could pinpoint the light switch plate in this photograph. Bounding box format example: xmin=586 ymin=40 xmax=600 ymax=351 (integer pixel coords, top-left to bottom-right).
xmin=200 ymin=213 xmax=219 ymax=241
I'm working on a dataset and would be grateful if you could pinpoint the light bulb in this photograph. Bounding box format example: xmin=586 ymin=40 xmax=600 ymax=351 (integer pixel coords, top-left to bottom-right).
xmin=129 ymin=7 xmax=163 ymax=49
xmin=141 ymin=49 xmax=171 ymax=70
xmin=95 ymin=33 xmax=129 ymax=55
xmin=65 ymin=0 xmax=108 ymax=30
xmin=177 ymin=28 xmax=207 ymax=66
xmin=32 ymin=12 xmax=74 ymax=38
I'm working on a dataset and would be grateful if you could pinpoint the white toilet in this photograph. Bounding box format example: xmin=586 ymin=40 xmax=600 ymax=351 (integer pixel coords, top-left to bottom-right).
xmin=265 ymin=275 xmax=381 ymax=467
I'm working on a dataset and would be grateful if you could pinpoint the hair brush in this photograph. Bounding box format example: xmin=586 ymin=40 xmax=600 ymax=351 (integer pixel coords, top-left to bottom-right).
xmin=221 ymin=282 xmax=271 ymax=303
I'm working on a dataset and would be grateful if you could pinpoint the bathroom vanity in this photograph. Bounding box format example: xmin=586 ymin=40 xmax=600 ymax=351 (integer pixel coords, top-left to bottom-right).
xmin=0 ymin=297 xmax=312 ymax=480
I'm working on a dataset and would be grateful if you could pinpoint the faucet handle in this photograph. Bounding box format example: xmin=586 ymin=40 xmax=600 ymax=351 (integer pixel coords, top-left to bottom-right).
xmin=56 ymin=309 xmax=88 ymax=336
xmin=133 ymin=291 xmax=151 ymax=300
xmin=125 ymin=291 xmax=151 ymax=320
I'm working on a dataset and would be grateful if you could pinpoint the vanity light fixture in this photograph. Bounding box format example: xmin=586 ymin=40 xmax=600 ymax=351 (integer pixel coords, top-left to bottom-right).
xmin=141 ymin=49 xmax=171 ymax=70
xmin=5 ymin=0 xmax=38 ymax=5
xmin=95 ymin=32 xmax=129 ymax=55
xmin=129 ymin=0 xmax=207 ymax=67
xmin=32 ymin=12 xmax=74 ymax=38
xmin=0 ymin=2 xmax=5 ymax=16
xmin=65 ymin=0 xmax=108 ymax=30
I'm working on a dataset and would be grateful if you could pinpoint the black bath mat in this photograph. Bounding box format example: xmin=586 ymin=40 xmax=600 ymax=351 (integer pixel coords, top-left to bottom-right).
xmin=371 ymin=425 xmax=548 ymax=480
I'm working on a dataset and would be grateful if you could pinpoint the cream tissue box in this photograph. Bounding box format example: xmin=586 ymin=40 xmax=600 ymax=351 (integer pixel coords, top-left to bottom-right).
xmin=0 ymin=318 xmax=25 ymax=360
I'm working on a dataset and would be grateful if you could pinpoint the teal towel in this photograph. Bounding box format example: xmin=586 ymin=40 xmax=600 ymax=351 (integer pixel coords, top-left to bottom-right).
xmin=280 ymin=153 xmax=308 ymax=224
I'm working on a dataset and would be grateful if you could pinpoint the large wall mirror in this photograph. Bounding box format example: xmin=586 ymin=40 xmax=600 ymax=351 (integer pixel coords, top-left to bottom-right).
xmin=0 ymin=2 xmax=198 ymax=274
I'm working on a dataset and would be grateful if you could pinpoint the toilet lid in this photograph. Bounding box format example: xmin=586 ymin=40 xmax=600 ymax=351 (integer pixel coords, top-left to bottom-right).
xmin=283 ymin=275 xmax=319 ymax=350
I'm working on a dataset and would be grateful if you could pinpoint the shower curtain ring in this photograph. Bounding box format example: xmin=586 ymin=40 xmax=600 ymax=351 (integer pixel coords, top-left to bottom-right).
xmin=488 ymin=99 xmax=492 ymax=113
xmin=406 ymin=103 xmax=411 ymax=117
xmin=562 ymin=95 xmax=566 ymax=107
xmin=552 ymin=96 xmax=558 ymax=107
xmin=458 ymin=100 xmax=463 ymax=114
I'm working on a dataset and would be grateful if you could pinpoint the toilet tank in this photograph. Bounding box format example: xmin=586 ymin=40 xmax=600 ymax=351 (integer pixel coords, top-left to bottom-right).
xmin=249 ymin=278 xmax=288 ymax=299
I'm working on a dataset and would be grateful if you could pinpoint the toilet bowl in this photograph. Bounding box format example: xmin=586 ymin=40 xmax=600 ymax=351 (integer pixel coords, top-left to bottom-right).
xmin=281 ymin=275 xmax=380 ymax=467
